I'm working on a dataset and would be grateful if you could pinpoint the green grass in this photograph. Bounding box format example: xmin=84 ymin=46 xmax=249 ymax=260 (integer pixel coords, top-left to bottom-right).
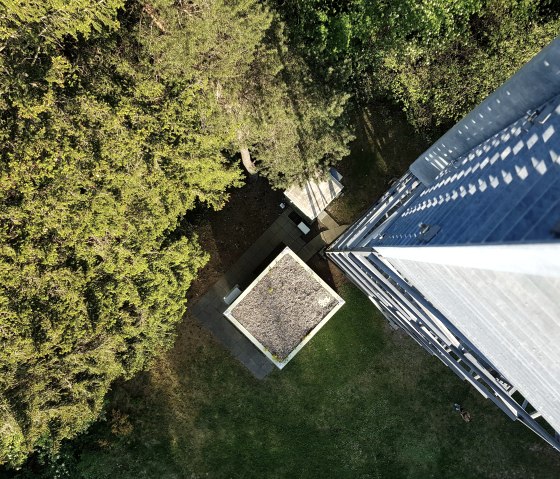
xmin=329 ymin=104 xmax=429 ymax=224
xmin=47 ymin=285 xmax=560 ymax=479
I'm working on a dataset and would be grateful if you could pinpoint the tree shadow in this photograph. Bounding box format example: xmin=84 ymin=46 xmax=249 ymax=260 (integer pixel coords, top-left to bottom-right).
xmin=328 ymin=102 xmax=430 ymax=225
xmin=182 ymin=175 xmax=284 ymax=300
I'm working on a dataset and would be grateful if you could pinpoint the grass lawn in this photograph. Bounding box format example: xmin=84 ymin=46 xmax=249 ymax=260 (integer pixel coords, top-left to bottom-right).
xmin=328 ymin=103 xmax=430 ymax=224
xmin=60 ymin=285 xmax=560 ymax=479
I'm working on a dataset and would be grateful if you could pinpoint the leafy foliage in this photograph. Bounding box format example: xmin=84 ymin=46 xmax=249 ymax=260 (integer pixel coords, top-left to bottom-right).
xmin=0 ymin=0 xmax=354 ymax=467
xmin=5 ymin=0 xmax=557 ymax=471
xmin=0 ymin=0 xmax=247 ymax=468
xmin=234 ymin=22 xmax=353 ymax=188
xmin=0 ymin=0 xmax=123 ymax=44
xmin=377 ymin=0 xmax=560 ymax=130
xmin=274 ymin=0 xmax=560 ymax=132
xmin=137 ymin=1 xmax=353 ymax=188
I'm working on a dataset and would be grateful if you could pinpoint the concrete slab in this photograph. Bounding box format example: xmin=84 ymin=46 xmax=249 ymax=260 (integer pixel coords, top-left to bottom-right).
xmin=191 ymin=202 xmax=346 ymax=377
xmin=318 ymin=211 xmax=340 ymax=230
xmin=284 ymin=172 xmax=344 ymax=221
xmin=320 ymin=225 xmax=349 ymax=245
xmin=190 ymin=207 xmax=308 ymax=378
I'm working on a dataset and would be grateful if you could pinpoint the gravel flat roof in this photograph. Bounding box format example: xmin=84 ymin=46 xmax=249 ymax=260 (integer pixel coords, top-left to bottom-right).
xmin=224 ymin=248 xmax=344 ymax=366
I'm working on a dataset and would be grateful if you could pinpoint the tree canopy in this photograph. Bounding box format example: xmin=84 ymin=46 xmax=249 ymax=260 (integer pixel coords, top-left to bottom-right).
xmin=0 ymin=0 xmax=352 ymax=468
xmin=3 ymin=0 xmax=558 ymax=471
xmin=274 ymin=0 xmax=560 ymax=132
xmin=134 ymin=1 xmax=353 ymax=188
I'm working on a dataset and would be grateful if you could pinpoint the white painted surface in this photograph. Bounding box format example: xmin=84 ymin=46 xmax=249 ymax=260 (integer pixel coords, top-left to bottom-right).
xmin=223 ymin=286 xmax=242 ymax=305
xmin=386 ymin=254 xmax=560 ymax=432
xmin=297 ymin=222 xmax=311 ymax=235
xmin=223 ymin=247 xmax=345 ymax=369
xmin=285 ymin=173 xmax=344 ymax=221
xmin=376 ymin=243 xmax=560 ymax=278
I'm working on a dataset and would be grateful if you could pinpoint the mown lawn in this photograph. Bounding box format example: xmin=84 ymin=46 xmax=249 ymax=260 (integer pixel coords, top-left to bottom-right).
xmin=328 ymin=103 xmax=430 ymax=224
xmin=35 ymin=284 xmax=559 ymax=479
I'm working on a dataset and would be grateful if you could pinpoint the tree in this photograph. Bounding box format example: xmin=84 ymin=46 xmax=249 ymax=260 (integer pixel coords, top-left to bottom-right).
xmin=136 ymin=1 xmax=353 ymax=188
xmin=377 ymin=0 xmax=560 ymax=130
xmin=0 ymin=0 xmax=355 ymax=468
xmin=220 ymin=19 xmax=353 ymax=188
xmin=273 ymin=0 xmax=560 ymax=132
xmin=0 ymin=0 xmax=245 ymax=467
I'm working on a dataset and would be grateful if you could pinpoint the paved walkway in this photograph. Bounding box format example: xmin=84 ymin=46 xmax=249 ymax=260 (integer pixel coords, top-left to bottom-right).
xmin=190 ymin=207 xmax=307 ymax=378
xmin=299 ymin=211 xmax=349 ymax=261
xmin=190 ymin=207 xmax=347 ymax=379
xmin=191 ymin=283 xmax=275 ymax=379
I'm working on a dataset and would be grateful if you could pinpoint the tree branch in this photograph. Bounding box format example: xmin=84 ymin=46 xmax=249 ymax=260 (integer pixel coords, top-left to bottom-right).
xmin=143 ymin=4 xmax=167 ymax=33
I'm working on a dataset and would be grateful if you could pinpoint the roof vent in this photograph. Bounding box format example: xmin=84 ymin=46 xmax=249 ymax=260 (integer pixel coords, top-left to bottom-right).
xmin=551 ymin=221 xmax=560 ymax=238
xmin=418 ymin=223 xmax=441 ymax=243
xmin=526 ymin=109 xmax=540 ymax=123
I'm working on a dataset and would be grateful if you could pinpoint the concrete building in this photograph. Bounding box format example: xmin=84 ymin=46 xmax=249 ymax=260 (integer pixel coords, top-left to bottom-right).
xmin=284 ymin=168 xmax=344 ymax=223
xmin=327 ymin=37 xmax=560 ymax=451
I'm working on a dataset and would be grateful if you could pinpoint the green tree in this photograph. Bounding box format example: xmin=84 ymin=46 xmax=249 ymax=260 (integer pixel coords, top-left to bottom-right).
xmin=379 ymin=0 xmax=560 ymax=130
xmin=0 ymin=0 xmax=355 ymax=468
xmin=274 ymin=0 xmax=560 ymax=132
xmin=224 ymin=20 xmax=353 ymax=188
xmin=0 ymin=0 xmax=123 ymax=44
xmin=137 ymin=1 xmax=353 ymax=187
xmin=0 ymin=0 xmax=244 ymax=467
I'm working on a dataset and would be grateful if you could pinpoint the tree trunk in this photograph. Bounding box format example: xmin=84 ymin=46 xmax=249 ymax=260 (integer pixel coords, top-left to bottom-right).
xmin=237 ymin=130 xmax=257 ymax=175
xmin=240 ymin=147 xmax=258 ymax=176
xmin=143 ymin=4 xmax=167 ymax=33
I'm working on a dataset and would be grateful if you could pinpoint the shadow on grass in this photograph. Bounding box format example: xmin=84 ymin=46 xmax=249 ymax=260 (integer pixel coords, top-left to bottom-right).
xmin=65 ymin=285 xmax=560 ymax=479
xmin=12 ymin=106 xmax=560 ymax=479
xmin=329 ymin=103 xmax=430 ymax=224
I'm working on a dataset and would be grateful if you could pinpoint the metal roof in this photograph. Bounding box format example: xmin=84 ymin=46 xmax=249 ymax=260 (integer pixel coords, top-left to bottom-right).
xmin=382 ymin=245 xmax=560 ymax=433
xmin=327 ymin=36 xmax=560 ymax=451
xmin=367 ymin=94 xmax=560 ymax=247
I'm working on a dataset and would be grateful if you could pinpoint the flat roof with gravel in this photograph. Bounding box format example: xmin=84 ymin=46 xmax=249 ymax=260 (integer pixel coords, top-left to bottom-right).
xmin=223 ymin=247 xmax=345 ymax=369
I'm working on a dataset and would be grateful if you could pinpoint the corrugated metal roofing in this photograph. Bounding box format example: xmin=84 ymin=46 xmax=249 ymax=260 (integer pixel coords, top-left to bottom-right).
xmin=327 ymin=37 xmax=560 ymax=449
xmin=384 ymin=247 xmax=560 ymax=433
